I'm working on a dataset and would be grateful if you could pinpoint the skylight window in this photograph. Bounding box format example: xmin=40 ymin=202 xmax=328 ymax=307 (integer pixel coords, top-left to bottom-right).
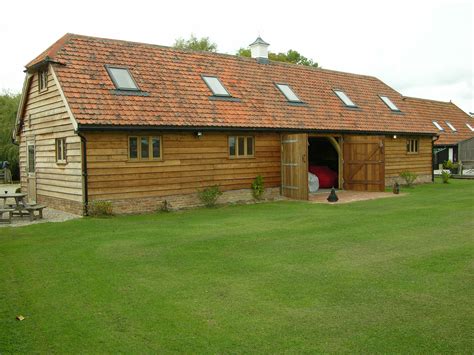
xmin=432 ymin=121 xmax=444 ymax=131
xmin=379 ymin=95 xmax=400 ymax=111
xmin=275 ymin=84 xmax=302 ymax=102
xmin=334 ymin=90 xmax=357 ymax=107
xmin=445 ymin=121 xmax=457 ymax=132
xmin=466 ymin=123 xmax=474 ymax=132
xmin=202 ymin=76 xmax=231 ymax=96
xmin=106 ymin=66 xmax=139 ymax=91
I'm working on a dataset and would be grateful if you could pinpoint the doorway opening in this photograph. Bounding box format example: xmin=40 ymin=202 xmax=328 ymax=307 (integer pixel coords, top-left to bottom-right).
xmin=308 ymin=137 xmax=341 ymax=194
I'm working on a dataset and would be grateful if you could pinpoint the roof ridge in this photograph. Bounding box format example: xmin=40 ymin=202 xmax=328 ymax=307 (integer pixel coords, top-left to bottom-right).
xmin=403 ymin=95 xmax=451 ymax=104
xmin=30 ymin=33 xmax=380 ymax=82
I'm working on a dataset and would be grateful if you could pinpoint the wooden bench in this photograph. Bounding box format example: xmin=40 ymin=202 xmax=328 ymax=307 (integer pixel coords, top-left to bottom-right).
xmin=25 ymin=205 xmax=46 ymax=221
xmin=0 ymin=208 xmax=15 ymax=224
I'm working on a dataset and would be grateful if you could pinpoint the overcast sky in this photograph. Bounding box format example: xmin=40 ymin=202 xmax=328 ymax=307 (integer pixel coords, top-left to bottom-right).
xmin=1 ymin=0 xmax=472 ymax=113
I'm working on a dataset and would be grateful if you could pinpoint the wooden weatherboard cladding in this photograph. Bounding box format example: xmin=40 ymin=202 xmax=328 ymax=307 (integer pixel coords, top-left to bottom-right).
xmin=385 ymin=136 xmax=432 ymax=178
xmin=84 ymin=131 xmax=281 ymax=201
xmin=19 ymin=66 xmax=83 ymax=211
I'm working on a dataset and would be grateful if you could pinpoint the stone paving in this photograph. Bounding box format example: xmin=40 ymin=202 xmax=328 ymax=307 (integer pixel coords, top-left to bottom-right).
xmin=309 ymin=190 xmax=405 ymax=204
xmin=0 ymin=184 xmax=81 ymax=228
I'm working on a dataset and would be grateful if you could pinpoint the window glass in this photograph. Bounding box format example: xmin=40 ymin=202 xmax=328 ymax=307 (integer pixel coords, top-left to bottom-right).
xmin=432 ymin=121 xmax=444 ymax=131
xmin=141 ymin=137 xmax=149 ymax=159
xmin=334 ymin=90 xmax=357 ymax=107
xmin=129 ymin=137 xmax=138 ymax=159
xmin=229 ymin=136 xmax=236 ymax=156
xmin=238 ymin=137 xmax=245 ymax=155
xmin=57 ymin=140 xmax=62 ymax=161
xmin=380 ymin=96 xmax=400 ymax=111
xmin=202 ymin=76 xmax=230 ymax=96
xmin=445 ymin=122 xmax=457 ymax=132
xmin=276 ymin=84 xmax=301 ymax=102
xmin=247 ymin=137 xmax=254 ymax=155
xmin=152 ymin=137 xmax=161 ymax=158
xmin=107 ymin=67 xmax=139 ymax=90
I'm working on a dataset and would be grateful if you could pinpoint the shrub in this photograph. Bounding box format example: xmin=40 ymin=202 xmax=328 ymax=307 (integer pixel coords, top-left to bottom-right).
xmin=88 ymin=200 xmax=113 ymax=217
xmin=443 ymin=160 xmax=459 ymax=174
xmin=441 ymin=170 xmax=451 ymax=184
xmin=15 ymin=187 xmax=21 ymax=193
xmin=198 ymin=185 xmax=222 ymax=207
xmin=251 ymin=175 xmax=265 ymax=200
xmin=399 ymin=171 xmax=418 ymax=187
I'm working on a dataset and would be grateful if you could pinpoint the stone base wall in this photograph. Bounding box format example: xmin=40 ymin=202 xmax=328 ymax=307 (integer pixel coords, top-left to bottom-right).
xmin=385 ymin=174 xmax=432 ymax=187
xmin=37 ymin=194 xmax=84 ymax=215
xmin=92 ymin=187 xmax=281 ymax=215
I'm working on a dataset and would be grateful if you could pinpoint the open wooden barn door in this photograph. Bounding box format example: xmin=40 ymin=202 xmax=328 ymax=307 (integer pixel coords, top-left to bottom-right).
xmin=281 ymin=133 xmax=308 ymax=199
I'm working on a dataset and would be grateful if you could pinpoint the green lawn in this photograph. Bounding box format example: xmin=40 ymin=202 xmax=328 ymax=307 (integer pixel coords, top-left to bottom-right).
xmin=1 ymin=179 xmax=473 ymax=353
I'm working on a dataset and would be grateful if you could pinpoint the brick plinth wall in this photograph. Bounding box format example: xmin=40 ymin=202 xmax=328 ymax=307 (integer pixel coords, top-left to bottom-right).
xmin=91 ymin=187 xmax=281 ymax=215
xmin=37 ymin=194 xmax=84 ymax=215
xmin=385 ymin=174 xmax=432 ymax=187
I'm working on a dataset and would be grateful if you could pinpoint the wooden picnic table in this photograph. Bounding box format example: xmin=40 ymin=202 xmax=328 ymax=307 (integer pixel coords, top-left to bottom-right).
xmin=0 ymin=192 xmax=46 ymax=221
xmin=0 ymin=192 xmax=27 ymax=208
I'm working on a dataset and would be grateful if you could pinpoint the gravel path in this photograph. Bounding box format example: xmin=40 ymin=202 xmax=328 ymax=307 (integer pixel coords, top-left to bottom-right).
xmin=0 ymin=184 xmax=81 ymax=228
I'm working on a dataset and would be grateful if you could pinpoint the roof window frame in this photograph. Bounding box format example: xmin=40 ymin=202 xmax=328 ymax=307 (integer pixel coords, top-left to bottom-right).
xmin=466 ymin=123 xmax=474 ymax=132
xmin=201 ymin=75 xmax=232 ymax=97
xmin=432 ymin=121 xmax=444 ymax=131
xmin=333 ymin=89 xmax=358 ymax=108
xmin=378 ymin=95 xmax=401 ymax=112
xmin=105 ymin=65 xmax=140 ymax=91
xmin=275 ymin=83 xmax=303 ymax=103
xmin=445 ymin=121 xmax=457 ymax=132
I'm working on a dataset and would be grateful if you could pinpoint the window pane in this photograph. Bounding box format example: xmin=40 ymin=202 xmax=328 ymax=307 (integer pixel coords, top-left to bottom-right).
xmin=238 ymin=137 xmax=245 ymax=156
xmin=152 ymin=137 xmax=161 ymax=158
xmin=276 ymin=84 xmax=301 ymax=102
xmin=108 ymin=67 xmax=138 ymax=90
xmin=380 ymin=96 xmax=399 ymax=111
xmin=28 ymin=145 xmax=35 ymax=173
xmin=247 ymin=137 xmax=253 ymax=155
xmin=432 ymin=121 xmax=444 ymax=131
xmin=141 ymin=137 xmax=149 ymax=159
xmin=56 ymin=140 xmax=61 ymax=161
xmin=202 ymin=76 xmax=230 ymax=96
xmin=334 ymin=90 xmax=357 ymax=107
xmin=129 ymin=137 xmax=138 ymax=159
xmin=415 ymin=140 xmax=418 ymax=152
xmin=229 ymin=136 xmax=236 ymax=156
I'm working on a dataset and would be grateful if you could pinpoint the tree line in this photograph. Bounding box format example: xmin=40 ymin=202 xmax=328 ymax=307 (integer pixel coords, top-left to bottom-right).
xmin=0 ymin=92 xmax=20 ymax=180
xmin=174 ymin=35 xmax=319 ymax=67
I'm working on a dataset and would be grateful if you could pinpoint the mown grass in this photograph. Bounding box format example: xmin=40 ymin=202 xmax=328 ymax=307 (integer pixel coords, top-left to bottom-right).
xmin=1 ymin=179 xmax=473 ymax=353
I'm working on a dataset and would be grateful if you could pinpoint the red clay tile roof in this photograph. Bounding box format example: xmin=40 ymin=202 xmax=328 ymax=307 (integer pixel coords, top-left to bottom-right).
xmin=25 ymin=34 xmax=441 ymax=135
xmin=403 ymin=97 xmax=474 ymax=145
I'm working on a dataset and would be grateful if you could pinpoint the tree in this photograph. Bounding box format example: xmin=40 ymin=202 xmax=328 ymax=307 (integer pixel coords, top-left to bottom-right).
xmin=173 ymin=35 xmax=218 ymax=52
xmin=0 ymin=91 xmax=20 ymax=180
xmin=237 ymin=48 xmax=319 ymax=67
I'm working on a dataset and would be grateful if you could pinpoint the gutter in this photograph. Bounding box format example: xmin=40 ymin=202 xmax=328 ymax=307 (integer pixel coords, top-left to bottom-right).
xmin=432 ymin=135 xmax=440 ymax=182
xmin=76 ymin=123 xmax=437 ymax=137
xmin=76 ymin=131 xmax=89 ymax=216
